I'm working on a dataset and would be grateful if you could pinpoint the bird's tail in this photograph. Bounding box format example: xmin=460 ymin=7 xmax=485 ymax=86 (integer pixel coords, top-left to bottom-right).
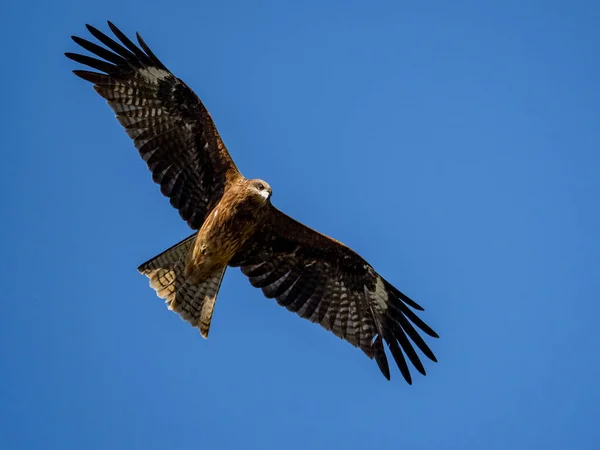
xmin=138 ymin=233 xmax=227 ymax=338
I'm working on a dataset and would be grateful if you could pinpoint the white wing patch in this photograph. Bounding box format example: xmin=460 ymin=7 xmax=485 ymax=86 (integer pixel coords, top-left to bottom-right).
xmin=370 ymin=276 xmax=389 ymax=312
xmin=138 ymin=67 xmax=171 ymax=83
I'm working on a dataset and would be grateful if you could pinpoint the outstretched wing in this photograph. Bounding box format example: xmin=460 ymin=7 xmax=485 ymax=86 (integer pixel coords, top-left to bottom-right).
xmin=66 ymin=22 xmax=241 ymax=229
xmin=230 ymin=207 xmax=438 ymax=383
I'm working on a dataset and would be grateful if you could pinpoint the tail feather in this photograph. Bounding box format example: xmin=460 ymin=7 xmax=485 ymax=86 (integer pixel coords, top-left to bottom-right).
xmin=138 ymin=233 xmax=226 ymax=338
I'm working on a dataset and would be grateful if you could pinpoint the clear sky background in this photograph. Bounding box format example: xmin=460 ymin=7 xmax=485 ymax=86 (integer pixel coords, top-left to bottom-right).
xmin=1 ymin=1 xmax=599 ymax=449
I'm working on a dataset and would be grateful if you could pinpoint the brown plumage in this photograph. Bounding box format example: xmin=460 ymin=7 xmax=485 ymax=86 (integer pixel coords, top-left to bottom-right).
xmin=66 ymin=21 xmax=439 ymax=383
xmin=185 ymin=179 xmax=273 ymax=284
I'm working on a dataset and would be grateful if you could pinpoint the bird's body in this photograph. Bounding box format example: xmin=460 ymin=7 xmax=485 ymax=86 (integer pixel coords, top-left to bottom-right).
xmin=186 ymin=178 xmax=271 ymax=284
xmin=66 ymin=22 xmax=439 ymax=383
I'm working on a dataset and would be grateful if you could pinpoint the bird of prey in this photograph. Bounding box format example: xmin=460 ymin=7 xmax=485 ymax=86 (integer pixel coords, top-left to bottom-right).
xmin=66 ymin=22 xmax=439 ymax=383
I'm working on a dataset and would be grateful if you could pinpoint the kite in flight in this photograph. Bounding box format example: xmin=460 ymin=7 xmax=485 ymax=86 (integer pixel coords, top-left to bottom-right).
xmin=66 ymin=22 xmax=438 ymax=383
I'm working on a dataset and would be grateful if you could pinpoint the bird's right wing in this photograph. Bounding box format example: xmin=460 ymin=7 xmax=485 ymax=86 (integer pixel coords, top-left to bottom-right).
xmin=230 ymin=206 xmax=438 ymax=383
xmin=66 ymin=22 xmax=241 ymax=229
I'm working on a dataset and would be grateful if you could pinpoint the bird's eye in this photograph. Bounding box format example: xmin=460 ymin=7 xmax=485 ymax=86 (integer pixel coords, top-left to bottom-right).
xmin=257 ymin=183 xmax=265 ymax=190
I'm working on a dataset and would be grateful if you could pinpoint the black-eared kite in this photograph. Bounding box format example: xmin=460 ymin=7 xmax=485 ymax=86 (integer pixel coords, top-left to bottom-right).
xmin=66 ymin=22 xmax=439 ymax=383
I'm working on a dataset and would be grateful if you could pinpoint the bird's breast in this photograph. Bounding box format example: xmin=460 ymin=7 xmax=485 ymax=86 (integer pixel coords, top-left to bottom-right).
xmin=189 ymin=194 xmax=263 ymax=277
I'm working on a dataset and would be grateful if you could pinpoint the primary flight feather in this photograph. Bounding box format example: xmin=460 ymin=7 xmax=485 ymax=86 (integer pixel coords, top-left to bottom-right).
xmin=66 ymin=21 xmax=439 ymax=383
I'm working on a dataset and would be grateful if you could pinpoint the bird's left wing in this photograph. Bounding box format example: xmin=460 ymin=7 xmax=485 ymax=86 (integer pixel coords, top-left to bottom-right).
xmin=229 ymin=207 xmax=438 ymax=383
xmin=66 ymin=22 xmax=241 ymax=230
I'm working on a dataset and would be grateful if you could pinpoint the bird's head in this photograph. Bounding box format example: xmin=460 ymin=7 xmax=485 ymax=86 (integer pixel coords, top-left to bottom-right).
xmin=247 ymin=178 xmax=272 ymax=203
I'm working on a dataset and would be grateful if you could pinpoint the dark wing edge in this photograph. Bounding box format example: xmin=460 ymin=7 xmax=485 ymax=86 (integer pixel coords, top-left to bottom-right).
xmin=230 ymin=207 xmax=439 ymax=383
xmin=65 ymin=21 xmax=241 ymax=229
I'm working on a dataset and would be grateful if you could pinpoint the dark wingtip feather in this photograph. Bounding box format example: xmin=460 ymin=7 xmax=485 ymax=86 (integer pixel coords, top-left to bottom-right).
xmin=83 ymin=22 xmax=142 ymax=65
xmin=65 ymin=52 xmax=116 ymax=74
xmin=106 ymin=21 xmax=149 ymax=61
xmin=385 ymin=281 xmax=425 ymax=311
xmin=372 ymin=336 xmax=391 ymax=380
xmin=388 ymin=339 xmax=413 ymax=384
xmin=391 ymin=311 xmax=438 ymax=364
xmin=415 ymin=317 xmax=439 ymax=340
xmin=136 ymin=31 xmax=167 ymax=70
xmin=394 ymin=328 xmax=426 ymax=376
xmin=72 ymin=69 xmax=101 ymax=83
xmin=394 ymin=303 xmax=439 ymax=339
xmin=71 ymin=35 xmax=127 ymax=66
xmin=398 ymin=292 xmax=424 ymax=311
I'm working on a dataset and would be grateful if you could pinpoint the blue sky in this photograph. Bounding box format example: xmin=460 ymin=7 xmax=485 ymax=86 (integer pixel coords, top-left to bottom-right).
xmin=1 ymin=0 xmax=599 ymax=448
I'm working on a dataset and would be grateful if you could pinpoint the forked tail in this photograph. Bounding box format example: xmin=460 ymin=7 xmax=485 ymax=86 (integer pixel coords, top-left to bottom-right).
xmin=138 ymin=233 xmax=226 ymax=338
